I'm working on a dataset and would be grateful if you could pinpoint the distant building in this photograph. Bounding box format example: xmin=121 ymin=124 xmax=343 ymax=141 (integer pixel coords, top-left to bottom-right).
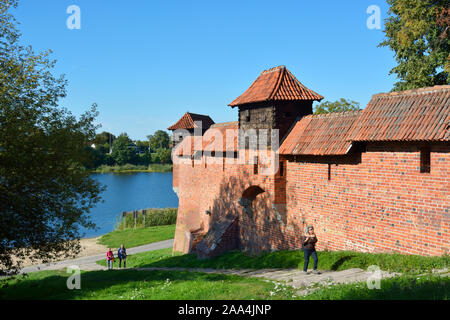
xmin=168 ymin=112 xmax=215 ymax=146
xmin=171 ymin=65 xmax=450 ymax=258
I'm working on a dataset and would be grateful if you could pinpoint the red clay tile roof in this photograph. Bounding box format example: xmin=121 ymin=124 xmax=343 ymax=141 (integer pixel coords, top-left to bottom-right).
xmin=348 ymin=85 xmax=450 ymax=142
xmin=168 ymin=112 xmax=215 ymax=131
xmin=173 ymin=122 xmax=238 ymax=156
xmin=229 ymin=66 xmax=324 ymax=107
xmin=279 ymin=110 xmax=361 ymax=155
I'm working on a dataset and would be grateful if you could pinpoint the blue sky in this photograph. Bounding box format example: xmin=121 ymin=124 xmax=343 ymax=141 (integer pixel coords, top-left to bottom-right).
xmin=14 ymin=0 xmax=395 ymax=140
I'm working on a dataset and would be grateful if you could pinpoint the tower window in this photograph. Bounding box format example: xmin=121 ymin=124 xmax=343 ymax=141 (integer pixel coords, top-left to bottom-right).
xmin=328 ymin=164 xmax=331 ymax=180
xmin=279 ymin=161 xmax=284 ymax=177
xmin=420 ymin=147 xmax=430 ymax=173
xmin=244 ymin=109 xmax=250 ymax=122
xmin=253 ymin=156 xmax=258 ymax=174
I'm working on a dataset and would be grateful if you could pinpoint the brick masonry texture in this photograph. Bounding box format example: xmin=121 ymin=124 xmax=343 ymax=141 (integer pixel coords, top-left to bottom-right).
xmin=173 ymin=142 xmax=449 ymax=257
xmin=171 ymin=67 xmax=449 ymax=258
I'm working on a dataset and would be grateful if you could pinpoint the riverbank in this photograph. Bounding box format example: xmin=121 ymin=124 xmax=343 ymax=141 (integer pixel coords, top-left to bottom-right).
xmin=13 ymin=225 xmax=176 ymax=268
xmin=91 ymin=163 xmax=172 ymax=173
xmin=12 ymin=237 xmax=108 ymax=267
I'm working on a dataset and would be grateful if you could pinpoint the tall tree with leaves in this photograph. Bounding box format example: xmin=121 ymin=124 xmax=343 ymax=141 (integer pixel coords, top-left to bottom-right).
xmin=147 ymin=130 xmax=170 ymax=152
xmin=313 ymin=98 xmax=360 ymax=114
xmin=379 ymin=0 xmax=449 ymax=91
xmin=111 ymin=133 xmax=137 ymax=165
xmin=0 ymin=0 xmax=103 ymax=275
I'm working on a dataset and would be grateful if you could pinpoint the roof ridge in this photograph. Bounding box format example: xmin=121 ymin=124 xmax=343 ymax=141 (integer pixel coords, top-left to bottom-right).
xmin=187 ymin=112 xmax=212 ymax=117
xmin=268 ymin=66 xmax=285 ymax=100
xmin=372 ymin=85 xmax=450 ymax=98
xmin=209 ymin=121 xmax=238 ymax=128
xmin=261 ymin=65 xmax=286 ymax=75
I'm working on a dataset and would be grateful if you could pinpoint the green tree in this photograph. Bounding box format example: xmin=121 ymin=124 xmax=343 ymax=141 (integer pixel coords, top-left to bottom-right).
xmin=155 ymin=148 xmax=172 ymax=164
xmin=0 ymin=0 xmax=103 ymax=275
xmin=111 ymin=133 xmax=137 ymax=165
xmin=379 ymin=0 xmax=449 ymax=91
xmin=135 ymin=140 xmax=150 ymax=153
xmin=147 ymin=130 xmax=170 ymax=152
xmin=313 ymin=98 xmax=360 ymax=114
xmin=93 ymin=131 xmax=115 ymax=151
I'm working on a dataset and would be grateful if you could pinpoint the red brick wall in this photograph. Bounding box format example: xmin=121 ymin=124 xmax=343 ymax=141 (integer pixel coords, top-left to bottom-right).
xmin=173 ymin=143 xmax=450 ymax=256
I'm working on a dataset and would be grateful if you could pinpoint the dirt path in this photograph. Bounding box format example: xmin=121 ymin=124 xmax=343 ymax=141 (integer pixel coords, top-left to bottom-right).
xmin=13 ymin=237 xmax=108 ymax=267
xmin=19 ymin=239 xmax=174 ymax=273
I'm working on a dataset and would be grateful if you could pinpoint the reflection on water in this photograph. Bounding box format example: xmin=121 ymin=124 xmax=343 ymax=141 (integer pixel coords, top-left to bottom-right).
xmin=81 ymin=172 xmax=178 ymax=238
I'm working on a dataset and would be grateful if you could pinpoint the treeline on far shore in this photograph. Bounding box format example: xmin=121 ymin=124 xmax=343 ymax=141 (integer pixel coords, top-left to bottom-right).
xmin=85 ymin=130 xmax=173 ymax=172
xmin=92 ymin=163 xmax=173 ymax=173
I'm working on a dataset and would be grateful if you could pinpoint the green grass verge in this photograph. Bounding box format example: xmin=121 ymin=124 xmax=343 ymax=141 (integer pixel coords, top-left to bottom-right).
xmin=98 ymin=225 xmax=175 ymax=249
xmin=117 ymin=208 xmax=177 ymax=230
xmin=302 ymin=274 xmax=450 ymax=300
xmin=0 ymin=269 xmax=296 ymax=300
xmin=92 ymin=164 xmax=172 ymax=173
xmin=96 ymin=248 xmax=450 ymax=273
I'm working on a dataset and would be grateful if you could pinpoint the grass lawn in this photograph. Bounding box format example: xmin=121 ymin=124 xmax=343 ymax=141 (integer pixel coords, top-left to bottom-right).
xmin=96 ymin=248 xmax=450 ymax=273
xmin=98 ymin=225 xmax=175 ymax=249
xmin=302 ymin=274 xmax=450 ymax=300
xmin=0 ymin=269 xmax=296 ymax=300
xmin=1 ymin=267 xmax=447 ymax=300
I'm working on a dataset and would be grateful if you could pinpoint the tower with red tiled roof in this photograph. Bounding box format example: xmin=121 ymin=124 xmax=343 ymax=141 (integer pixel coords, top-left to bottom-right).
xmin=229 ymin=65 xmax=323 ymax=147
xmin=167 ymin=112 xmax=215 ymax=146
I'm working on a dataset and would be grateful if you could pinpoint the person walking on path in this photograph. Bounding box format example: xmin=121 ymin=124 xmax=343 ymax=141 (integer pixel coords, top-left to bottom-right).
xmin=303 ymin=225 xmax=320 ymax=275
xmin=106 ymin=248 xmax=115 ymax=270
xmin=118 ymin=244 xmax=127 ymax=269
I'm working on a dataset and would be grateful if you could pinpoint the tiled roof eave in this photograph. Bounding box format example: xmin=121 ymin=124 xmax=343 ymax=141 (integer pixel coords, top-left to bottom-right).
xmin=229 ymin=96 xmax=324 ymax=107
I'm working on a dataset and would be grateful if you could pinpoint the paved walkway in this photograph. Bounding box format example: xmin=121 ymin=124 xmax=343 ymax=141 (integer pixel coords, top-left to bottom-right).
xmin=134 ymin=266 xmax=400 ymax=293
xmin=19 ymin=239 xmax=174 ymax=274
xmin=19 ymin=240 xmax=449 ymax=296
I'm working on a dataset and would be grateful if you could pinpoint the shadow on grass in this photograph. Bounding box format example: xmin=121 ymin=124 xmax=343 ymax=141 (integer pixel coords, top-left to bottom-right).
xmin=306 ymin=275 xmax=450 ymax=300
xmin=330 ymin=254 xmax=357 ymax=271
xmin=135 ymin=249 xmax=304 ymax=270
xmin=0 ymin=269 xmax=251 ymax=300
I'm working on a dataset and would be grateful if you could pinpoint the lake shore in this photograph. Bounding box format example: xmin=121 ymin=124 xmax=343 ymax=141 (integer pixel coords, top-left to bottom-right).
xmin=12 ymin=236 xmax=108 ymax=267
xmin=90 ymin=164 xmax=172 ymax=174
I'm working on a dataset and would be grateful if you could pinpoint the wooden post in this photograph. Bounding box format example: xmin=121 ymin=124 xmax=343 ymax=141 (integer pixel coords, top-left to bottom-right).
xmin=122 ymin=211 xmax=127 ymax=231
xmin=134 ymin=210 xmax=137 ymax=230
xmin=143 ymin=209 xmax=146 ymax=228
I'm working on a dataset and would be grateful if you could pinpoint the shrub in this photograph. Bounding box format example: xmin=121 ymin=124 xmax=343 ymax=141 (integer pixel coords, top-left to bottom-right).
xmin=116 ymin=208 xmax=177 ymax=230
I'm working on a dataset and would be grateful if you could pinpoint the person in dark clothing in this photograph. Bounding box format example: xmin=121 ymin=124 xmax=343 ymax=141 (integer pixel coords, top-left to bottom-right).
xmin=118 ymin=244 xmax=127 ymax=268
xmin=303 ymin=225 xmax=320 ymax=274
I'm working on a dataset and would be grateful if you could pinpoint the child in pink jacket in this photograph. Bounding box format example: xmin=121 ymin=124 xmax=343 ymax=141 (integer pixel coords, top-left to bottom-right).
xmin=106 ymin=248 xmax=115 ymax=270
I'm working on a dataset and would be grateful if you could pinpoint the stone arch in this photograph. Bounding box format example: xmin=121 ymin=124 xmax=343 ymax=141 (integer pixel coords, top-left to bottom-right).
xmin=239 ymin=185 xmax=265 ymax=218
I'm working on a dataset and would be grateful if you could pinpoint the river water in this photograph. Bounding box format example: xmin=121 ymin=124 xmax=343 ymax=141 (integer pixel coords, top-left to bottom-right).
xmin=81 ymin=172 xmax=178 ymax=238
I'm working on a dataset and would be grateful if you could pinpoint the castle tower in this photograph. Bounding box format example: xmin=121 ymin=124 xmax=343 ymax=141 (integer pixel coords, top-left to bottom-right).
xmin=167 ymin=112 xmax=215 ymax=146
xmin=228 ymin=66 xmax=323 ymax=148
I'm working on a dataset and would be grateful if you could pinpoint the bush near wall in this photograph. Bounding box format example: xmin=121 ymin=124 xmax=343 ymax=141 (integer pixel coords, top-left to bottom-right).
xmin=116 ymin=208 xmax=177 ymax=230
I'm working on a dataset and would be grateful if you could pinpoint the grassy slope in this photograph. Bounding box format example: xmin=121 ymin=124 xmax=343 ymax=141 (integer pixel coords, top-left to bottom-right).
xmin=302 ymin=274 xmax=450 ymax=300
xmin=0 ymin=269 xmax=296 ymax=300
xmin=98 ymin=225 xmax=175 ymax=249
xmin=96 ymin=248 xmax=450 ymax=273
xmin=1 ymin=268 xmax=447 ymax=300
